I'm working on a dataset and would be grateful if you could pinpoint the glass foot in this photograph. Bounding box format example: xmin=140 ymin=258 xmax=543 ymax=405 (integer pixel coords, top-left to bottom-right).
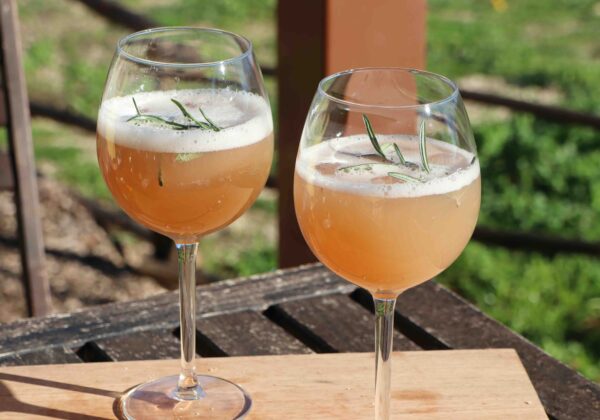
xmin=117 ymin=375 xmax=251 ymax=419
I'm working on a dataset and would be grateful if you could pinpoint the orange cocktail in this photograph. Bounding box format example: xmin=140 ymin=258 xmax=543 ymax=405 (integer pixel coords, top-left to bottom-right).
xmin=295 ymin=135 xmax=480 ymax=298
xmin=97 ymin=89 xmax=273 ymax=243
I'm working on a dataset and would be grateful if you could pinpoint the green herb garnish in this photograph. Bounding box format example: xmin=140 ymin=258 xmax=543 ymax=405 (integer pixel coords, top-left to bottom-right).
xmin=419 ymin=120 xmax=431 ymax=173
xmin=362 ymin=114 xmax=388 ymax=161
xmin=337 ymin=115 xmax=430 ymax=182
xmin=128 ymin=97 xmax=221 ymax=186
xmin=388 ymin=172 xmax=424 ymax=183
xmin=175 ymin=152 xmax=203 ymax=162
xmin=393 ymin=143 xmax=406 ymax=165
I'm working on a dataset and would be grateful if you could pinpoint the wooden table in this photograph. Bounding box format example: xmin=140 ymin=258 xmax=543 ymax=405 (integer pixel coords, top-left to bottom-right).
xmin=0 ymin=263 xmax=598 ymax=419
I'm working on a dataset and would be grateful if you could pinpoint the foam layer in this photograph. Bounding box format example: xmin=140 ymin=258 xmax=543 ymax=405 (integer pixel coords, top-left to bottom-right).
xmin=98 ymin=89 xmax=273 ymax=153
xmin=296 ymin=135 xmax=480 ymax=198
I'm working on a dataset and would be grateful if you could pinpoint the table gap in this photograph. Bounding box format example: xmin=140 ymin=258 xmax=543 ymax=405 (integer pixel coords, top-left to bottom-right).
xmin=173 ymin=326 xmax=227 ymax=357
xmin=75 ymin=342 xmax=112 ymax=362
xmin=350 ymin=289 xmax=448 ymax=350
xmin=263 ymin=306 xmax=337 ymax=353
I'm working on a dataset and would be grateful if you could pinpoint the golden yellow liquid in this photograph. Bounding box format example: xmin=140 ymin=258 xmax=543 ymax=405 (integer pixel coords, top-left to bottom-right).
xmin=294 ymin=139 xmax=480 ymax=298
xmin=97 ymin=132 xmax=273 ymax=243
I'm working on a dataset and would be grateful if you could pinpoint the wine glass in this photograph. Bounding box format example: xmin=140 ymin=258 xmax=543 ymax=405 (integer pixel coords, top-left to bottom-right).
xmin=294 ymin=68 xmax=480 ymax=419
xmin=97 ymin=27 xmax=273 ymax=419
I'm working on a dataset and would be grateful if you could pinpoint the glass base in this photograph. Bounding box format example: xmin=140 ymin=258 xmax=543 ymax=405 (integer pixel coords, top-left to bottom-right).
xmin=117 ymin=375 xmax=251 ymax=419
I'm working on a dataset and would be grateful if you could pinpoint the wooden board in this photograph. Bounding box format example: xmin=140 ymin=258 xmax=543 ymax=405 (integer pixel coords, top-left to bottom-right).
xmin=0 ymin=349 xmax=545 ymax=419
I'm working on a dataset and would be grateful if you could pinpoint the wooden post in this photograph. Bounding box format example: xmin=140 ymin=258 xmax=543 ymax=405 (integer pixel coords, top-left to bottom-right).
xmin=277 ymin=0 xmax=427 ymax=268
xmin=0 ymin=0 xmax=51 ymax=316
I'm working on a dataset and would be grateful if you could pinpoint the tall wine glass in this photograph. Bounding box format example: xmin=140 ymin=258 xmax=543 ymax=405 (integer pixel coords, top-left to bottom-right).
xmin=97 ymin=27 xmax=273 ymax=419
xmin=294 ymin=68 xmax=480 ymax=419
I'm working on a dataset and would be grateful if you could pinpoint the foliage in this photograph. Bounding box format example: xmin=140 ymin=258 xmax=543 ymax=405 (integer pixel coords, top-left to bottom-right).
xmin=427 ymin=0 xmax=600 ymax=381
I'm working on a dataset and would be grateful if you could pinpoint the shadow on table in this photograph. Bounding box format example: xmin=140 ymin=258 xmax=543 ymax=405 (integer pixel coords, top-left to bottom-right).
xmin=0 ymin=372 xmax=118 ymax=420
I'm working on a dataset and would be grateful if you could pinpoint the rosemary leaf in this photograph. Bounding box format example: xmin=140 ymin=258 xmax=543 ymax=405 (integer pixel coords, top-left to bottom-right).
xmin=176 ymin=152 xmax=203 ymax=162
xmin=393 ymin=143 xmax=407 ymax=165
xmin=337 ymin=163 xmax=374 ymax=173
xmin=170 ymin=99 xmax=211 ymax=130
xmin=127 ymin=114 xmax=190 ymax=130
xmin=419 ymin=120 xmax=431 ymax=173
xmin=362 ymin=114 xmax=388 ymax=161
xmin=388 ymin=172 xmax=423 ymax=183
xmin=132 ymin=97 xmax=141 ymax=115
xmin=198 ymin=107 xmax=220 ymax=131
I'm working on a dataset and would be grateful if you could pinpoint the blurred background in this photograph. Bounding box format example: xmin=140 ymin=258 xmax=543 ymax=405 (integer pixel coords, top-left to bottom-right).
xmin=0 ymin=0 xmax=598 ymax=383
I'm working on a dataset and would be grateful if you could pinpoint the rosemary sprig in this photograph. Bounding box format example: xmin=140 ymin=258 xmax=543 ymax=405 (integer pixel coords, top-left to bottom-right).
xmin=128 ymin=97 xmax=220 ymax=132
xmin=170 ymin=99 xmax=220 ymax=132
xmin=127 ymin=97 xmax=221 ymax=186
xmin=388 ymin=172 xmax=423 ymax=183
xmin=362 ymin=114 xmax=389 ymax=161
xmin=337 ymin=115 xmax=427 ymax=183
xmin=198 ymin=107 xmax=220 ymax=131
xmin=128 ymin=98 xmax=191 ymax=130
xmin=419 ymin=120 xmax=431 ymax=173
xmin=393 ymin=143 xmax=406 ymax=165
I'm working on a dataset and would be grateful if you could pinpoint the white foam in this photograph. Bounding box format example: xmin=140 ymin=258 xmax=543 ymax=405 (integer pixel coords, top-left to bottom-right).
xmin=296 ymin=135 xmax=480 ymax=198
xmin=98 ymin=89 xmax=273 ymax=153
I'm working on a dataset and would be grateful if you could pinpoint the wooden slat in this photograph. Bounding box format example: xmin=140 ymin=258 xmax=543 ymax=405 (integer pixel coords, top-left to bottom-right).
xmin=393 ymin=281 xmax=600 ymax=420
xmin=0 ymin=0 xmax=51 ymax=316
xmin=0 ymin=347 xmax=80 ymax=367
xmin=277 ymin=0 xmax=325 ymax=267
xmin=270 ymin=294 xmax=420 ymax=352
xmin=0 ymin=152 xmax=13 ymax=189
xmin=92 ymin=329 xmax=181 ymax=361
xmin=0 ymin=350 xmax=547 ymax=419
xmin=197 ymin=311 xmax=312 ymax=356
xmin=0 ymin=264 xmax=352 ymax=355
xmin=0 ymin=89 xmax=6 ymax=126
xmin=0 ymin=264 xmax=597 ymax=419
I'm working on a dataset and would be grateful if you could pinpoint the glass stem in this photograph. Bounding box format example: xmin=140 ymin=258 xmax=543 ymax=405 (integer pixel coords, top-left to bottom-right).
xmin=175 ymin=243 xmax=204 ymax=400
xmin=374 ymin=297 xmax=397 ymax=420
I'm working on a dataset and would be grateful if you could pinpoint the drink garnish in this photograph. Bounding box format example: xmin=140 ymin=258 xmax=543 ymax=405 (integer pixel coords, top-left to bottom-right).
xmin=336 ymin=115 xmax=431 ymax=182
xmin=128 ymin=97 xmax=220 ymax=132
xmin=127 ymin=97 xmax=221 ymax=186
xmin=388 ymin=172 xmax=424 ymax=183
xmin=418 ymin=120 xmax=431 ymax=173
xmin=170 ymin=99 xmax=220 ymax=132
xmin=363 ymin=114 xmax=390 ymax=161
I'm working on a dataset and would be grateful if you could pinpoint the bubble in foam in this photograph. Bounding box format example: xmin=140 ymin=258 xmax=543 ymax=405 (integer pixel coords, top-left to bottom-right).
xmin=97 ymin=89 xmax=272 ymax=154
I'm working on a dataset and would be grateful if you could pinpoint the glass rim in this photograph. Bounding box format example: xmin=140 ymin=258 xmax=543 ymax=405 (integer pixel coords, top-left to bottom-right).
xmin=117 ymin=26 xmax=253 ymax=68
xmin=317 ymin=67 xmax=460 ymax=110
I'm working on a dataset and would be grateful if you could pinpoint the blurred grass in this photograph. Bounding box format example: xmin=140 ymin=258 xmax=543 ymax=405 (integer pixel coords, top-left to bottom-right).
xmin=13 ymin=0 xmax=600 ymax=381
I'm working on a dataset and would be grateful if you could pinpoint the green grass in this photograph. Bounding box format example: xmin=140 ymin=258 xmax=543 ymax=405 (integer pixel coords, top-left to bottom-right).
xmin=15 ymin=0 xmax=600 ymax=382
xmin=425 ymin=0 xmax=600 ymax=381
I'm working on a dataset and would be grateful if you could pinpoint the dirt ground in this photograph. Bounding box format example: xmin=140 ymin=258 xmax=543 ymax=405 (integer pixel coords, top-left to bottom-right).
xmin=0 ymin=174 xmax=166 ymax=323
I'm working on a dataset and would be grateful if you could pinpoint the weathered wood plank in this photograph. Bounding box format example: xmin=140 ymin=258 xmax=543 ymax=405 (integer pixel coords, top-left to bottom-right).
xmin=0 ymin=264 xmax=597 ymax=419
xmin=0 ymin=0 xmax=51 ymax=316
xmin=0 ymin=264 xmax=351 ymax=355
xmin=197 ymin=311 xmax=312 ymax=356
xmin=393 ymin=281 xmax=600 ymax=420
xmin=269 ymin=294 xmax=420 ymax=352
xmin=92 ymin=329 xmax=181 ymax=361
xmin=0 ymin=351 xmax=547 ymax=419
xmin=0 ymin=152 xmax=14 ymax=189
xmin=0 ymin=347 xmax=80 ymax=367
